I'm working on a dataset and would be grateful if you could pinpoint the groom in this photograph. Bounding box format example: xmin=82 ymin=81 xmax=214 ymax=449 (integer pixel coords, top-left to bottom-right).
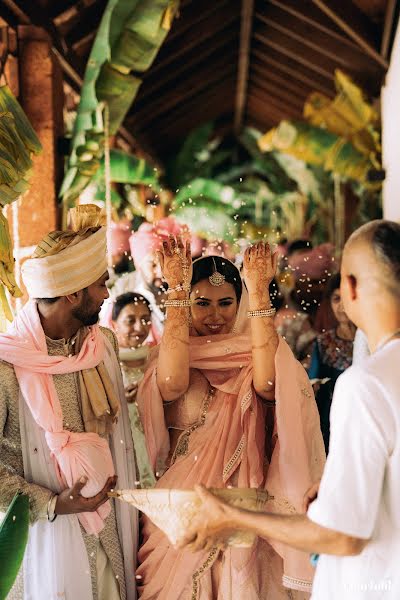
xmin=0 ymin=205 xmax=137 ymax=600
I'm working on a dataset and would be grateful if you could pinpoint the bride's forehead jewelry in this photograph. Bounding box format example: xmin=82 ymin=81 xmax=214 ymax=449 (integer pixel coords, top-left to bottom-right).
xmin=209 ymin=257 xmax=225 ymax=286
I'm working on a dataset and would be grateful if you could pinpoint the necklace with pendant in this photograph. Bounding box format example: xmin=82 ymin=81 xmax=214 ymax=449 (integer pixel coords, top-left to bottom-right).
xmin=375 ymin=328 xmax=400 ymax=353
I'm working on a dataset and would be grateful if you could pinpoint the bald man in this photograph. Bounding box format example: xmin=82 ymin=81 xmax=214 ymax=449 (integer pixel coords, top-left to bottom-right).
xmin=179 ymin=220 xmax=400 ymax=599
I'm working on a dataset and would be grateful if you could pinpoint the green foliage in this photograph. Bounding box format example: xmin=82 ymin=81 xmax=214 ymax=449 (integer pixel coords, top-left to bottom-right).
xmin=0 ymin=494 xmax=29 ymax=599
xmin=61 ymin=0 xmax=178 ymax=204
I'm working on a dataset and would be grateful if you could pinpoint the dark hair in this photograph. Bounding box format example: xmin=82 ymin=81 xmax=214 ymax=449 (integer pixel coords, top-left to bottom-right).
xmin=372 ymin=221 xmax=400 ymax=291
xmin=191 ymin=256 xmax=242 ymax=303
xmin=287 ymin=239 xmax=313 ymax=256
xmin=325 ymin=273 xmax=341 ymax=300
xmin=112 ymin=292 xmax=150 ymax=321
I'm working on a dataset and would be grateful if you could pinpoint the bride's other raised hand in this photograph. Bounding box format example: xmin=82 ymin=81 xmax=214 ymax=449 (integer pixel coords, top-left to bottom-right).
xmin=243 ymin=241 xmax=278 ymax=296
xmin=156 ymin=235 xmax=192 ymax=290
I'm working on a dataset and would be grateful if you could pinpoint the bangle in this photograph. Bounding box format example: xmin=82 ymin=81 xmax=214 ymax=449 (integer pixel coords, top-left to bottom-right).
xmin=164 ymin=299 xmax=191 ymax=308
xmin=247 ymin=308 xmax=276 ymax=318
xmin=166 ymin=283 xmax=191 ymax=295
xmin=47 ymin=493 xmax=58 ymax=522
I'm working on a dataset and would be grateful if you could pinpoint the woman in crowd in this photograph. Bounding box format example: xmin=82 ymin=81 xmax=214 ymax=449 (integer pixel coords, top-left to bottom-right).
xmin=112 ymin=292 xmax=155 ymax=487
xmin=136 ymin=235 xmax=325 ymax=599
xmin=308 ymin=273 xmax=356 ymax=453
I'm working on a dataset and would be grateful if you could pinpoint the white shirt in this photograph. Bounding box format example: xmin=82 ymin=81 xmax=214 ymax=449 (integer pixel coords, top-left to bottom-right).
xmin=308 ymin=339 xmax=400 ymax=599
xmin=353 ymin=328 xmax=370 ymax=364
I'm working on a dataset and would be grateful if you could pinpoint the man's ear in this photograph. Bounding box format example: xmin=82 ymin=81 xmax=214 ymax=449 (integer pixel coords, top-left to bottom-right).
xmin=65 ymin=290 xmax=83 ymax=306
xmin=347 ymin=274 xmax=357 ymax=301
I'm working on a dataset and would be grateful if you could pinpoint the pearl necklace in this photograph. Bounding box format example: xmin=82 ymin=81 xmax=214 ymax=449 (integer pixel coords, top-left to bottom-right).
xmin=375 ymin=328 xmax=400 ymax=353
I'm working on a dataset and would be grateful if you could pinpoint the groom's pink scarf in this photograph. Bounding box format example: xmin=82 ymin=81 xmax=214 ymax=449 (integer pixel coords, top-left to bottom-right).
xmin=0 ymin=300 xmax=115 ymax=535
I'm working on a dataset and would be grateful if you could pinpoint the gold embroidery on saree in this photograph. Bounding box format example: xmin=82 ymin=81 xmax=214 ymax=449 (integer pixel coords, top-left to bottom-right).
xmin=170 ymin=386 xmax=215 ymax=464
xmin=191 ymin=547 xmax=219 ymax=600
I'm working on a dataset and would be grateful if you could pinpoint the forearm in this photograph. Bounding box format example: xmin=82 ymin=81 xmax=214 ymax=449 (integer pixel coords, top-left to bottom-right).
xmin=229 ymin=508 xmax=367 ymax=556
xmin=157 ymin=291 xmax=190 ymax=400
xmin=249 ymin=290 xmax=279 ymax=399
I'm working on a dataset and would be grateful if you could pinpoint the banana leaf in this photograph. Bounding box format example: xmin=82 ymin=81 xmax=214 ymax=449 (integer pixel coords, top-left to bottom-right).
xmin=258 ymin=120 xmax=378 ymax=187
xmin=174 ymin=204 xmax=238 ymax=241
xmin=239 ymin=128 xmax=297 ymax=194
xmin=0 ymin=493 xmax=29 ymax=599
xmin=95 ymin=149 xmax=158 ymax=185
xmin=174 ymin=178 xmax=241 ymax=209
xmin=95 ymin=65 xmax=142 ymax=133
xmin=111 ymin=0 xmax=172 ymax=74
xmin=61 ymin=0 xmax=179 ymax=204
xmin=166 ymin=122 xmax=215 ymax=189
xmin=304 ymin=70 xmax=380 ymax=156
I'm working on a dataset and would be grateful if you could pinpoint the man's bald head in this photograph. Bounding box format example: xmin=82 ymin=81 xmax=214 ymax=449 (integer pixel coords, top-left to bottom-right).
xmin=343 ymin=220 xmax=400 ymax=298
xmin=340 ymin=220 xmax=400 ymax=331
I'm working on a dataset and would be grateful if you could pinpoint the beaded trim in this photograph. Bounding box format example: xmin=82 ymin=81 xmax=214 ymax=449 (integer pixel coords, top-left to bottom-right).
xmin=240 ymin=389 xmax=252 ymax=412
xmin=282 ymin=575 xmax=312 ymax=592
xmin=170 ymin=386 xmax=216 ymax=464
xmin=247 ymin=308 xmax=276 ymax=318
xmin=164 ymin=299 xmax=191 ymax=308
xmin=191 ymin=547 xmax=219 ymax=599
xmin=222 ymin=434 xmax=245 ymax=481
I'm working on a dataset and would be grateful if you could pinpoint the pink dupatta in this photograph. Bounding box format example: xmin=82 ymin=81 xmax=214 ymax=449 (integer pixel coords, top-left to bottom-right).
xmin=0 ymin=301 xmax=116 ymax=535
xmin=137 ymin=331 xmax=325 ymax=597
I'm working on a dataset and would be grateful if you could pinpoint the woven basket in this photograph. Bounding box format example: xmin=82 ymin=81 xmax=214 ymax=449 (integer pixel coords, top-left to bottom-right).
xmin=109 ymin=488 xmax=271 ymax=547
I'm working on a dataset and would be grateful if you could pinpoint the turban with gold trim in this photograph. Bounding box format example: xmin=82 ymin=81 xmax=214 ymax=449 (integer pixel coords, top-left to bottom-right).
xmin=22 ymin=205 xmax=107 ymax=298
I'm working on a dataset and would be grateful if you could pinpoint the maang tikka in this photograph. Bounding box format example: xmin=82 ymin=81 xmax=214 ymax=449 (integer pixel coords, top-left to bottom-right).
xmin=209 ymin=257 xmax=225 ymax=286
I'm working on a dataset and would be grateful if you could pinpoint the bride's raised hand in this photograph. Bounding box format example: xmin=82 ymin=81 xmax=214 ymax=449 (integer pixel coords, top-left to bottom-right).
xmin=156 ymin=235 xmax=192 ymax=290
xmin=243 ymin=241 xmax=277 ymax=298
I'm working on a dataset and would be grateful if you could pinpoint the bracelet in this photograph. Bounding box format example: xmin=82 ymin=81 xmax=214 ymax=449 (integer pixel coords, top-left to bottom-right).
xmin=247 ymin=308 xmax=276 ymax=318
xmin=47 ymin=493 xmax=58 ymax=522
xmin=164 ymin=299 xmax=192 ymax=308
xmin=166 ymin=283 xmax=191 ymax=295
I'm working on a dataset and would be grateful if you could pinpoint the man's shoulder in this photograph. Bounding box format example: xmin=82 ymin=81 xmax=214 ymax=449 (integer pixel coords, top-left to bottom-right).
xmin=0 ymin=358 xmax=15 ymax=374
xmin=100 ymin=326 xmax=118 ymax=354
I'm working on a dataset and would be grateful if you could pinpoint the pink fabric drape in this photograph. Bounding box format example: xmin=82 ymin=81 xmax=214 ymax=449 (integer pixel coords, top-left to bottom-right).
xmin=0 ymin=300 xmax=115 ymax=535
xmin=137 ymin=333 xmax=325 ymax=598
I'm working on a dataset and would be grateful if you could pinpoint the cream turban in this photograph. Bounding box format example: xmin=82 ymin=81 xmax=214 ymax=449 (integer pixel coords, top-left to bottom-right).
xmin=22 ymin=205 xmax=108 ymax=298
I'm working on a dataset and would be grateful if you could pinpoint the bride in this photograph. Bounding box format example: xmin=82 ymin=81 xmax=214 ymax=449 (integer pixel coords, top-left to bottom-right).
xmin=136 ymin=235 xmax=325 ymax=599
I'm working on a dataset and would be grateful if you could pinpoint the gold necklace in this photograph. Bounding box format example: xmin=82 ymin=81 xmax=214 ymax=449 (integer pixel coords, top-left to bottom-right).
xmin=375 ymin=328 xmax=400 ymax=353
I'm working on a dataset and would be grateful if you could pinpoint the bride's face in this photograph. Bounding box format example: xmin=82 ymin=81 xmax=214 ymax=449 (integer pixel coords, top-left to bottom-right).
xmin=190 ymin=279 xmax=238 ymax=336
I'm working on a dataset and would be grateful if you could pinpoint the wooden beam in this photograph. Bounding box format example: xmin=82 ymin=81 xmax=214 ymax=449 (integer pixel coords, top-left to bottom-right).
xmin=255 ymin=5 xmax=383 ymax=74
xmin=166 ymin=0 xmax=235 ymax=43
xmin=248 ymin=89 xmax=302 ymax=120
xmin=146 ymin=10 xmax=239 ymax=78
xmin=254 ymin=29 xmax=335 ymax=82
xmin=131 ymin=60 xmax=237 ymax=127
xmin=247 ymin=94 xmax=295 ymax=127
xmin=312 ymin=0 xmax=388 ymax=68
xmin=381 ymin=0 xmax=397 ymax=60
xmin=234 ymin=0 xmax=254 ymax=135
xmin=145 ymin=87 xmax=235 ymax=144
xmin=249 ymin=78 xmax=305 ymax=113
xmin=251 ymin=61 xmax=316 ymax=100
xmin=252 ymin=47 xmax=334 ymax=96
xmin=133 ymin=26 xmax=238 ymax=107
xmin=268 ymin=0 xmax=361 ymax=48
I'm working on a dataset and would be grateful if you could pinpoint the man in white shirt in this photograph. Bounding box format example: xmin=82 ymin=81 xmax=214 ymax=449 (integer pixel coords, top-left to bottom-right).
xmin=179 ymin=219 xmax=400 ymax=599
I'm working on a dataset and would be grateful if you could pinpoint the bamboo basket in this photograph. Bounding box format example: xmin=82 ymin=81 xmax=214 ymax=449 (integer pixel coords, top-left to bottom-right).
xmin=109 ymin=488 xmax=271 ymax=547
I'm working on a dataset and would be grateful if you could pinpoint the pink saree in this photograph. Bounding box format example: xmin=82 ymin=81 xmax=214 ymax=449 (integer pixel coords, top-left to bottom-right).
xmin=136 ymin=329 xmax=325 ymax=599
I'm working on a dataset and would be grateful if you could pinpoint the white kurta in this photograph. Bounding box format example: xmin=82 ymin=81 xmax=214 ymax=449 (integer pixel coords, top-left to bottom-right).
xmin=308 ymin=339 xmax=400 ymax=599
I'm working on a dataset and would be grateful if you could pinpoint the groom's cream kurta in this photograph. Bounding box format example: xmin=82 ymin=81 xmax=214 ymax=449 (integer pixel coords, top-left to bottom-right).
xmin=0 ymin=328 xmax=130 ymax=600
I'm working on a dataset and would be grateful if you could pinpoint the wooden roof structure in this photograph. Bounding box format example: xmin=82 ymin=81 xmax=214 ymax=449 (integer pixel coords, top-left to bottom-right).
xmin=1 ymin=0 xmax=399 ymax=167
